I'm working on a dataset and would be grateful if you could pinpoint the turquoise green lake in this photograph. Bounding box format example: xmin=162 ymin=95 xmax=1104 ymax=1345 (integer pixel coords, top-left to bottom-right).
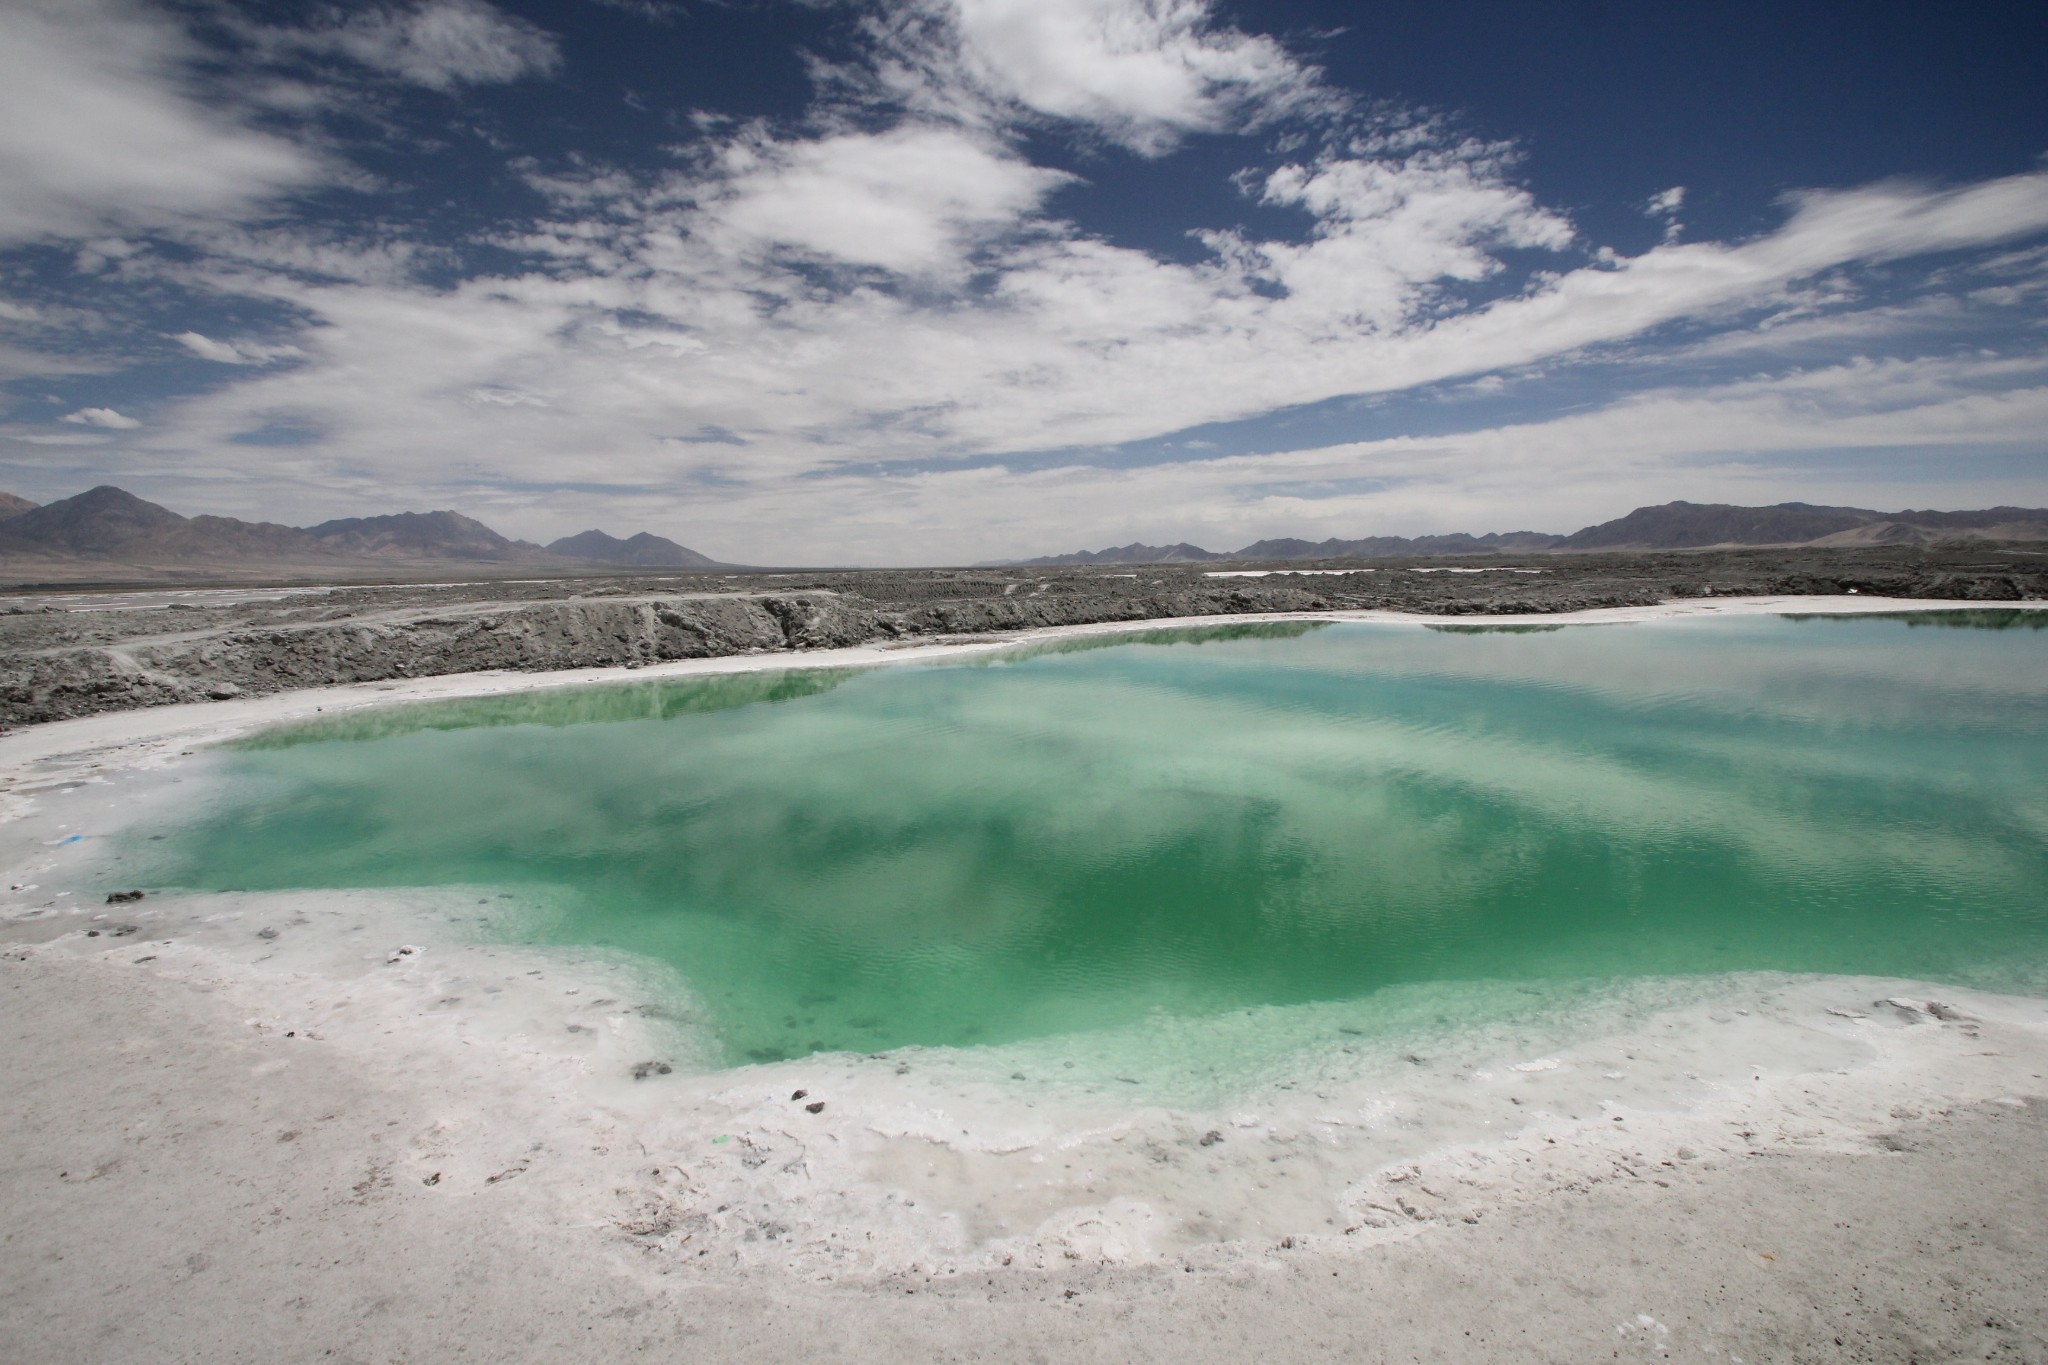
xmin=146 ymin=612 xmax=2048 ymax=1066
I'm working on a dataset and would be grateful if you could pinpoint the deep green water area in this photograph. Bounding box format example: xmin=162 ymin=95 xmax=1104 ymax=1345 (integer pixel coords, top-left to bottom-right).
xmin=145 ymin=612 xmax=2048 ymax=1066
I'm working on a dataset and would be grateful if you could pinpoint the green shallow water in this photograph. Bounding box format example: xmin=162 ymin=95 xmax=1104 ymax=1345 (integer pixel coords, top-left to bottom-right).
xmin=145 ymin=613 xmax=2048 ymax=1065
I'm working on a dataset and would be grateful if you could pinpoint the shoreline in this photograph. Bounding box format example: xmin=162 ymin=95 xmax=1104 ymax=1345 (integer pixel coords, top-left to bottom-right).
xmin=5 ymin=595 xmax=2047 ymax=1359
xmin=7 ymin=592 xmax=2040 ymax=778
xmin=9 ymin=541 xmax=2045 ymax=728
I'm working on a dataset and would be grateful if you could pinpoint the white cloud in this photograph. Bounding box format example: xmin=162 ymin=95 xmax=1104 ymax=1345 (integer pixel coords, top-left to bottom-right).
xmin=73 ymin=237 xmax=143 ymax=274
xmin=283 ymin=0 xmax=561 ymax=91
xmin=174 ymin=331 xmax=245 ymax=364
xmin=704 ymin=125 xmax=1071 ymax=274
xmin=173 ymin=331 xmax=304 ymax=365
xmin=1233 ymin=141 xmax=1576 ymax=325
xmin=856 ymin=0 xmax=1329 ymax=153
xmin=0 ymin=0 xmax=319 ymax=246
xmin=61 ymin=406 xmax=141 ymax=429
xmin=1645 ymin=185 xmax=1685 ymax=242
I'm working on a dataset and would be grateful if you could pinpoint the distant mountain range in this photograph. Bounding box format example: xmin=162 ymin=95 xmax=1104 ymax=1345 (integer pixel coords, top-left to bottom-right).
xmin=1018 ymin=501 xmax=2048 ymax=564
xmin=0 ymin=486 xmax=723 ymax=574
xmin=8 ymin=488 xmax=2045 ymax=582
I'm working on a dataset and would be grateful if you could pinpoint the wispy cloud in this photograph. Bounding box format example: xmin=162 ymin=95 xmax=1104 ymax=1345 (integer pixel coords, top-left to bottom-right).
xmin=172 ymin=331 xmax=304 ymax=365
xmin=700 ymin=124 xmax=1072 ymax=276
xmin=593 ymin=351 xmax=2048 ymax=563
xmin=245 ymin=0 xmax=562 ymax=92
xmin=1644 ymin=185 xmax=1685 ymax=242
xmin=62 ymin=406 xmax=141 ymax=429
xmin=143 ymin=161 xmax=2048 ymax=505
xmin=4 ymin=431 xmax=115 ymax=447
xmin=0 ymin=0 xmax=320 ymax=245
xmin=846 ymin=0 xmax=1334 ymax=153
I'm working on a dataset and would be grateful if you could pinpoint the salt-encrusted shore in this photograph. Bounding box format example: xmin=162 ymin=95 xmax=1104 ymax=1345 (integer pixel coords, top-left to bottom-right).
xmin=4 ymin=597 xmax=2046 ymax=1362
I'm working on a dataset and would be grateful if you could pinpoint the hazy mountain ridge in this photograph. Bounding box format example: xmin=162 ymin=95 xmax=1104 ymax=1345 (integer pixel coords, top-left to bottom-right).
xmin=8 ymin=489 xmax=2045 ymax=578
xmin=0 ymin=487 xmax=316 ymax=563
xmin=1232 ymin=530 xmax=1565 ymax=561
xmin=306 ymin=510 xmax=549 ymax=562
xmin=1561 ymin=502 xmax=1879 ymax=550
xmin=1022 ymin=501 xmax=2048 ymax=565
xmin=545 ymin=529 xmax=719 ymax=568
xmin=0 ymin=486 xmax=721 ymax=572
xmin=1026 ymin=542 xmax=1227 ymax=566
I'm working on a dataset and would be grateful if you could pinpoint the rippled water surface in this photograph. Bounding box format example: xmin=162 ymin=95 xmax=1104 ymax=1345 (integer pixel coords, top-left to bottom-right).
xmin=148 ymin=612 xmax=2048 ymax=1064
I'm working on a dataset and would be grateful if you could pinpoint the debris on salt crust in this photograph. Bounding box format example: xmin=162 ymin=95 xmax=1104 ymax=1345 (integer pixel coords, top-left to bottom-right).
xmin=1616 ymin=1313 xmax=1672 ymax=1347
xmin=8 ymin=916 xmax=2040 ymax=1284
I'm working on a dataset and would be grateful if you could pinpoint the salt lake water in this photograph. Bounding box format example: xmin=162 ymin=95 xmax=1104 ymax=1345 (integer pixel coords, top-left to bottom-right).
xmin=144 ymin=612 xmax=2048 ymax=1074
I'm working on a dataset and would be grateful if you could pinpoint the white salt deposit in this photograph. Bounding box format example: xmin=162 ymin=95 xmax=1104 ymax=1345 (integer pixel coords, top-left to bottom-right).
xmin=5 ymin=595 xmax=2047 ymax=1281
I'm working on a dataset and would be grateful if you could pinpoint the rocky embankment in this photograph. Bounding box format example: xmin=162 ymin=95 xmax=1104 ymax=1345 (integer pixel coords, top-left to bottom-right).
xmin=3 ymin=545 xmax=2043 ymax=727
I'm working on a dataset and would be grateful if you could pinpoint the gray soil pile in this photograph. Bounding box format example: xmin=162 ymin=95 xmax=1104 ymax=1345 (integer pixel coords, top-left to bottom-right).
xmin=3 ymin=544 xmax=2043 ymax=727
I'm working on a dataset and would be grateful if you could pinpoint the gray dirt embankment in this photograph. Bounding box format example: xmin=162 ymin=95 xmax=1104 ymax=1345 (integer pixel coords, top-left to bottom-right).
xmin=3 ymin=544 xmax=2043 ymax=727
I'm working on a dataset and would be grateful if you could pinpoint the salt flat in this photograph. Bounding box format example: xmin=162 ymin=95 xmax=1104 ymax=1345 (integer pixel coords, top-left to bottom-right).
xmin=3 ymin=598 xmax=2046 ymax=1362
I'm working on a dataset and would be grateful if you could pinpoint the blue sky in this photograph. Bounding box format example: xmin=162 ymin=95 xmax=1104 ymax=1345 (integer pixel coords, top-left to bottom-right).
xmin=1 ymin=0 xmax=2044 ymax=562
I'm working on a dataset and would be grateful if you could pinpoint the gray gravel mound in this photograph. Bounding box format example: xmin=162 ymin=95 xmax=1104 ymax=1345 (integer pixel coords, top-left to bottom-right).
xmin=3 ymin=545 xmax=2042 ymax=728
